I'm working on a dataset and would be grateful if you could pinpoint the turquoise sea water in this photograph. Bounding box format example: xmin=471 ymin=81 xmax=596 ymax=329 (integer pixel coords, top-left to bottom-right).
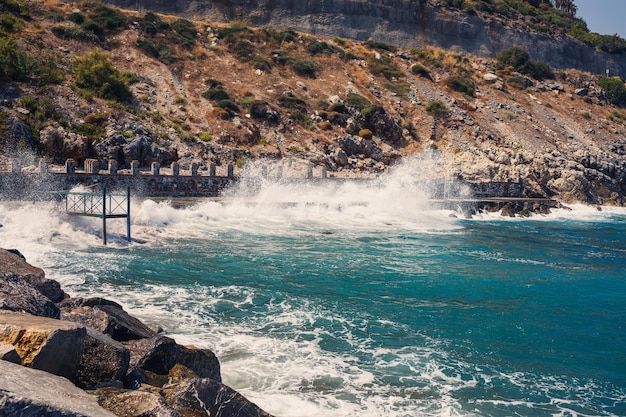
xmin=1 ymin=163 xmax=625 ymax=416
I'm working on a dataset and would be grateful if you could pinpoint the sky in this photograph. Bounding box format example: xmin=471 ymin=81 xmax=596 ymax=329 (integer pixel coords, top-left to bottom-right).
xmin=574 ymin=0 xmax=626 ymax=38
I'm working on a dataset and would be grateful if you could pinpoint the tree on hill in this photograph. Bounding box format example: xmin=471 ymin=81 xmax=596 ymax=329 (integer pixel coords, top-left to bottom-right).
xmin=554 ymin=0 xmax=577 ymax=16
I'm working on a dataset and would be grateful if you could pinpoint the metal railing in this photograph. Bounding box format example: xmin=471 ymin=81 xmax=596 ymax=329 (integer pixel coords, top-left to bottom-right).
xmin=57 ymin=187 xmax=131 ymax=245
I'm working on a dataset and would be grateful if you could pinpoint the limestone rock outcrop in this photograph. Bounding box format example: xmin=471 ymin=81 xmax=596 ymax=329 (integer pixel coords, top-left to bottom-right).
xmin=0 ymin=311 xmax=87 ymax=379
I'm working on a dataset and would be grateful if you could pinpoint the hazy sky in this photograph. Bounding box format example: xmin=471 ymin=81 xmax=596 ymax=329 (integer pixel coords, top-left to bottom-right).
xmin=574 ymin=0 xmax=626 ymax=38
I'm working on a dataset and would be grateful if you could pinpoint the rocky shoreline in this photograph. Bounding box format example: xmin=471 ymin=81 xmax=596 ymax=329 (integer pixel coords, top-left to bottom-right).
xmin=0 ymin=248 xmax=273 ymax=417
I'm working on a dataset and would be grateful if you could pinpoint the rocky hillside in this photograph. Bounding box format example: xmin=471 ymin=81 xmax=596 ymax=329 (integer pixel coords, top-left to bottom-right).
xmin=101 ymin=0 xmax=626 ymax=75
xmin=1 ymin=0 xmax=625 ymax=205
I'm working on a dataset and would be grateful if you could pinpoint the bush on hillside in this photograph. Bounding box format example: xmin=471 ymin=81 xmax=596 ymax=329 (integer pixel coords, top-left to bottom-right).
xmin=445 ymin=75 xmax=475 ymax=96
xmin=171 ymin=18 xmax=196 ymax=49
xmin=598 ymin=76 xmax=626 ymax=106
xmin=0 ymin=37 xmax=62 ymax=85
xmin=496 ymin=46 xmax=554 ymax=80
xmin=370 ymin=54 xmax=403 ymax=80
xmin=425 ymin=100 xmax=448 ymax=115
xmin=364 ymin=39 xmax=396 ymax=52
xmin=411 ymin=63 xmax=431 ymax=79
xmin=73 ymin=50 xmax=136 ymax=101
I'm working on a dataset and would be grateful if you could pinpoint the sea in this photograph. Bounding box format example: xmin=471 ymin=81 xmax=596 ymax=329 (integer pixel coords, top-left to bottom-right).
xmin=1 ymin=158 xmax=625 ymax=417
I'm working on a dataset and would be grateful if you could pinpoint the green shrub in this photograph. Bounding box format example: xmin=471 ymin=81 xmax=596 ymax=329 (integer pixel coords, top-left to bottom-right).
xmin=139 ymin=11 xmax=170 ymax=35
xmin=508 ymin=76 xmax=534 ymax=89
xmin=307 ymin=40 xmax=340 ymax=55
xmin=215 ymin=99 xmax=239 ymax=113
xmin=290 ymin=59 xmax=316 ymax=77
xmin=411 ymin=63 xmax=430 ymax=78
xmin=361 ymin=105 xmax=382 ymax=118
xmin=273 ymin=29 xmax=297 ymax=43
xmin=364 ymin=39 xmax=396 ymax=52
xmin=497 ymin=46 xmax=554 ymax=80
xmin=0 ymin=13 xmax=24 ymax=32
xmin=346 ymin=92 xmax=370 ymax=109
xmin=171 ymin=18 xmax=196 ymax=49
xmin=91 ymin=6 xmax=126 ymax=32
xmin=385 ymin=82 xmax=411 ymax=97
xmin=81 ymin=20 xmax=103 ymax=36
xmin=198 ymin=132 xmax=212 ymax=141
xmin=521 ymin=60 xmax=554 ymax=80
xmin=202 ymin=88 xmax=230 ymax=101
xmin=369 ymin=54 xmax=403 ymax=80
xmin=445 ymin=75 xmax=475 ymax=96
xmin=250 ymin=56 xmax=272 ymax=72
xmin=217 ymin=21 xmax=250 ymax=40
xmin=68 ymin=12 xmax=85 ymax=24
xmin=278 ymin=95 xmax=306 ymax=110
xmin=0 ymin=37 xmax=34 ymax=82
xmin=425 ymin=100 xmax=447 ymax=115
xmin=204 ymin=78 xmax=223 ymax=88
xmin=73 ymin=50 xmax=135 ymax=101
xmin=598 ymin=76 xmax=626 ymax=106
xmin=497 ymin=46 xmax=530 ymax=70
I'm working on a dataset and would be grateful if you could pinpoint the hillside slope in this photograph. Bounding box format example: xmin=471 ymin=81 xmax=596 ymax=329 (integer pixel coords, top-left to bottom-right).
xmin=0 ymin=0 xmax=625 ymax=206
xmin=101 ymin=0 xmax=626 ymax=76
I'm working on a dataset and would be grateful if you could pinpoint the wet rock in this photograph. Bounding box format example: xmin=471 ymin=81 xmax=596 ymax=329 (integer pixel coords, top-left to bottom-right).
xmin=74 ymin=327 xmax=130 ymax=389
xmin=0 ymin=273 xmax=60 ymax=319
xmin=165 ymin=378 xmax=273 ymax=417
xmin=59 ymin=297 xmax=157 ymax=341
xmin=123 ymin=335 xmax=221 ymax=387
xmin=1 ymin=115 xmax=36 ymax=157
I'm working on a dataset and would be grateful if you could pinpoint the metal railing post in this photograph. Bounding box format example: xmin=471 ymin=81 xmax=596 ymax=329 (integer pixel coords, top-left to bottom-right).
xmin=126 ymin=186 xmax=131 ymax=243
xmin=102 ymin=187 xmax=107 ymax=245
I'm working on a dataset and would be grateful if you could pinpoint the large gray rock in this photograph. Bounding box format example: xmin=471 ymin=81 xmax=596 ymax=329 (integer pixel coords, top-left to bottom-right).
xmin=74 ymin=327 xmax=131 ymax=389
xmin=59 ymin=297 xmax=157 ymax=341
xmin=165 ymin=378 xmax=273 ymax=417
xmin=0 ymin=311 xmax=86 ymax=379
xmin=0 ymin=248 xmax=66 ymax=303
xmin=0 ymin=360 xmax=116 ymax=417
xmin=0 ymin=273 xmax=60 ymax=319
xmin=124 ymin=335 xmax=221 ymax=387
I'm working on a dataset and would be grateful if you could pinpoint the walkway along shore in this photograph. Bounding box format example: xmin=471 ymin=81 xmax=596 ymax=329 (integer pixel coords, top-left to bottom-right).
xmin=0 ymin=158 xmax=559 ymax=215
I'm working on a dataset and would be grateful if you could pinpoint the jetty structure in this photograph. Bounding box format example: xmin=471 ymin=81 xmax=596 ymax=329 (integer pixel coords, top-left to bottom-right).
xmin=0 ymin=158 xmax=558 ymax=216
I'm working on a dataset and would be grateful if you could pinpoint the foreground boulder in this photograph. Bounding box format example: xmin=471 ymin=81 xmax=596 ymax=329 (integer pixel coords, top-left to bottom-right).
xmin=94 ymin=378 xmax=273 ymax=417
xmin=0 ymin=359 xmax=116 ymax=417
xmin=165 ymin=378 xmax=273 ymax=417
xmin=74 ymin=327 xmax=130 ymax=389
xmin=0 ymin=311 xmax=86 ymax=379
